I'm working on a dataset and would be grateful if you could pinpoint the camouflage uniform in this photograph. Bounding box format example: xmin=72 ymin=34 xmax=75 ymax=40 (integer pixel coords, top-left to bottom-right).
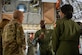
xmin=27 ymin=37 xmax=35 ymax=55
xmin=0 ymin=19 xmax=10 ymax=55
xmin=2 ymin=19 xmax=26 ymax=55
xmin=34 ymin=29 xmax=54 ymax=55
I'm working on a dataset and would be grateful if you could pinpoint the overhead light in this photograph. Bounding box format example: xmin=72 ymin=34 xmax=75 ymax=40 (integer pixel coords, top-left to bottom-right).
xmin=42 ymin=0 xmax=57 ymax=3
xmin=18 ymin=0 xmax=31 ymax=1
xmin=77 ymin=0 xmax=82 ymax=2
xmin=19 ymin=9 xmax=25 ymax=12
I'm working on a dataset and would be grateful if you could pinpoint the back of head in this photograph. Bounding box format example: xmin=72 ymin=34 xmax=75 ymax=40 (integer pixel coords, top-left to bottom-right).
xmin=1 ymin=17 xmax=11 ymax=28
xmin=2 ymin=14 xmax=12 ymax=21
xmin=0 ymin=19 xmax=10 ymax=28
xmin=60 ymin=4 xmax=73 ymax=19
xmin=13 ymin=10 xmax=23 ymax=19
xmin=0 ymin=14 xmax=12 ymax=28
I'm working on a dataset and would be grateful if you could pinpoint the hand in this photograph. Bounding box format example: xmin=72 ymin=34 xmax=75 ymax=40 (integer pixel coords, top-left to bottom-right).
xmin=22 ymin=45 xmax=26 ymax=50
xmin=38 ymin=32 xmax=44 ymax=39
xmin=53 ymin=23 xmax=56 ymax=28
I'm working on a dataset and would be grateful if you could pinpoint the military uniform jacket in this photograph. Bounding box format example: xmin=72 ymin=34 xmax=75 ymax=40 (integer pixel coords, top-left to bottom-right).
xmin=27 ymin=37 xmax=35 ymax=55
xmin=0 ymin=20 xmax=10 ymax=55
xmin=52 ymin=17 xmax=80 ymax=55
xmin=34 ymin=29 xmax=53 ymax=55
xmin=2 ymin=19 xmax=26 ymax=55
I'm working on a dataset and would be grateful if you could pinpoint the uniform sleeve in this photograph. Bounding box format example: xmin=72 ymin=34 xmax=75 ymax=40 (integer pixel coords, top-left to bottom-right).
xmin=35 ymin=31 xmax=39 ymax=40
xmin=2 ymin=26 xmax=7 ymax=48
xmin=52 ymin=21 xmax=60 ymax=52
xmin=33 ymin=31 xmax=39 ymax=45
xmin=16 ymin=24 xmax=26 ymax=47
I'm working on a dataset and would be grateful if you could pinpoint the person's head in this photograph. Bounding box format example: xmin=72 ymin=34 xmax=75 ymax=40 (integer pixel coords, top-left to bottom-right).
xmin=13 ymin=10 xmax=24 ymax=23
xmin=59 ymin=4 xmax=73 ymax=19
xmin=0 ymin=14 xmax=12 ymax=28
xmin=40 ymin=20 xmax=45 ymax=29
xmin=2 ymin=14 xmax=12 ymax=21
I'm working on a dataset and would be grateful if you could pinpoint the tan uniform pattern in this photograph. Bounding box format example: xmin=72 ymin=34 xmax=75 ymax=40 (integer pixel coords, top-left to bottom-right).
xmin=0 ymin=19 xmax=10 ymax=55
xmin=2 ymin=19 xmax=26 ymax=55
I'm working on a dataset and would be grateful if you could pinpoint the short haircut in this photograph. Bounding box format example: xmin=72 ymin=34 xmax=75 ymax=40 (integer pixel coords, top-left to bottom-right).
xmin=40 ymin=20 xmax=45 ymax=25
xmin=13 ymin=10 xmax=23 ymax=19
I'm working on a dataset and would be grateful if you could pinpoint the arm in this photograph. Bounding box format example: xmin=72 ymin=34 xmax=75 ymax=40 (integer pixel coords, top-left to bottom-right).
xmin=33 ymin=31 xmax=40 ymax=46
xmin=16 ymin=24 xmax=26 ymax=49
xmin=52 ymin=21 xmax=60 ymax=52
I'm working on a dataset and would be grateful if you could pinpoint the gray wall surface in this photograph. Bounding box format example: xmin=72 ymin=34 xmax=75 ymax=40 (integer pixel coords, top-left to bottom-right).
xmin=2 ymin=0 xmax=42 ymax=24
